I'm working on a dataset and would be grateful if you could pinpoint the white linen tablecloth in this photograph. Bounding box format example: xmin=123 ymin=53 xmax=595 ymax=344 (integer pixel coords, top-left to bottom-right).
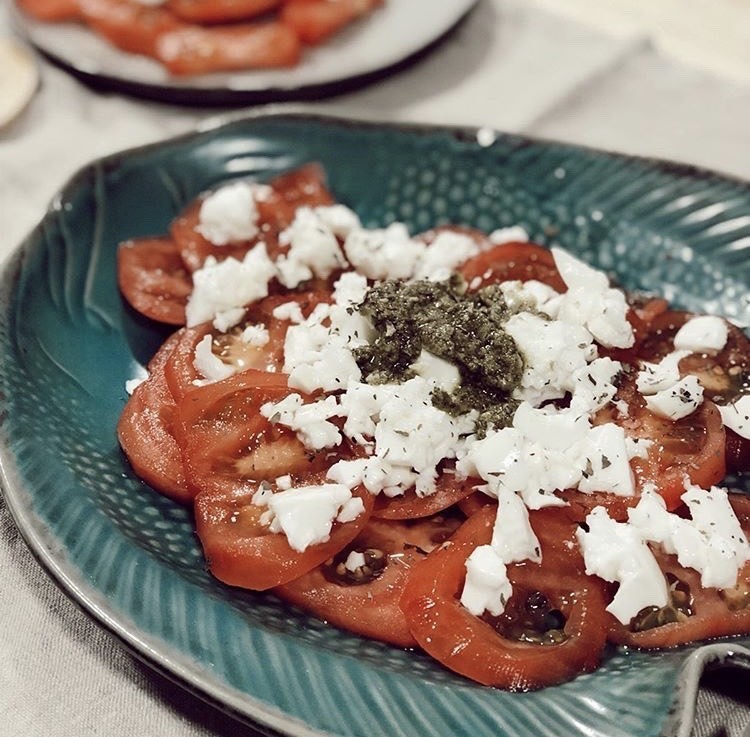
xmin=1 ymin=1 xmax=750 ymax=735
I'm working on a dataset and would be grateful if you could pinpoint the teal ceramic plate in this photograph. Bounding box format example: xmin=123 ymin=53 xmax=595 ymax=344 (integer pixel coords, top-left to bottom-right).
xmin=1 ymin=112 xmax=750 ymax=737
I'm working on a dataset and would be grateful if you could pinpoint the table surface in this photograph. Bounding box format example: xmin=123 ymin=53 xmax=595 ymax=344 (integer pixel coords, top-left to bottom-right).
xmin=1 ymin=1 xmax=750 ymax=735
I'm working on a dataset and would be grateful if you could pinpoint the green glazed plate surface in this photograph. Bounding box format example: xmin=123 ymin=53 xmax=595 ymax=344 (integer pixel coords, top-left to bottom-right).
xmin=1 ymin=112 xmax=750 ymax=737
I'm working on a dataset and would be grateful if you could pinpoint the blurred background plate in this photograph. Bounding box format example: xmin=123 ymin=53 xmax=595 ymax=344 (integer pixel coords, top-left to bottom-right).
xmin=1 ymin=112 xmax=749 ymax=737
xmin=10 ymin=0 xmax=477 ymax=105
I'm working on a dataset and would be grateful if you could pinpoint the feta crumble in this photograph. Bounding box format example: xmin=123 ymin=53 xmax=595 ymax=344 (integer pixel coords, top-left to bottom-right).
xmin=719 ymin=395 xmax=750 ymax=439
xmin=186 ymin=245 xmax=276 ymax=327
xmin=197 ymin=181 xmax=269 ymax=246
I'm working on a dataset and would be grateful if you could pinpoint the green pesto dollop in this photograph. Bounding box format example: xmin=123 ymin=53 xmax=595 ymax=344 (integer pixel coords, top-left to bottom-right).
xmin=353 ymin=277 xmax=523 ymax=435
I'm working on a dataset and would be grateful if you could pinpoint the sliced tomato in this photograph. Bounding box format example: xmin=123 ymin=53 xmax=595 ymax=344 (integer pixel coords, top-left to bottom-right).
xmin=372 ymin=469 xmax=479 ymax=520
xmin=164 ymin=290 xmax=329 ymax=400
xmin=459 ymin=242 xmax=567 ymax=293
xmin=78 ymin=0 xmax=186 ymax=57
xmin=594 ymin=377 xmax=726 ymax=510
xmin=399 ymin=506 xmax=609 ymax=690
xmin=636 ymin=310 xmax=750 ymax=405
xmin=599 ymin=295 xmax=670 ymax=365
xmin=117 ymin=236 xmax=192 ymax=325
xmin=195 ymin=471 xmax=373 ymax=591
xmin=170 ymin=163 xmax=334 ymax=273
xmin=557 ymin=489 xmax=638 ymax=524
xmin=117 ymin=331 xmax=192 ymax=504
xmin=279 ymin=0 xmax=383 ymax=44
xmin=155 ymin=20 xmax=301 ymax=75
xmin=274 ymin=513 xmax=462 ymax=647
xmin=166 ymin=0 xmax=280 ymax=23
xmin=607 ymin=493 xmax=750 ymax=648
xmin=456 ymin=490 xmax=497 ymax=518
xmin=255 ymin=162 xmax=336 ymax=231
xmin=174 ymin=369 xmax=331 ymax=498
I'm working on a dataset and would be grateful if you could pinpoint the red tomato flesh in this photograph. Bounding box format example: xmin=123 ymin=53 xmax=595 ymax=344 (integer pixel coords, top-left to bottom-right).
xmin=117 ymin=236 xmax=192 ymax=325
xmin=399 ymin=506 xmax=609 ymax=690
xmin=117 ymin=331 xmax=192 ymax=504
xmin=274 ymin=514 xmax=461 ymax=647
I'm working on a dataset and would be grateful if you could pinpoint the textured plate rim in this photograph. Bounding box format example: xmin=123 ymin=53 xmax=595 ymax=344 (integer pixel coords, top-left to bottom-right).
xmin=1 ymin=109 xmax=749 ymax=737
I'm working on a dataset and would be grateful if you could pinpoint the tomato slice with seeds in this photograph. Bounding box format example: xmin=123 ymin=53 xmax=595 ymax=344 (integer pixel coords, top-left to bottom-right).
xmin=594 ymin=377 xmax=726 ymax=510
xmin=274 ymin=513 xmax=462 ymax=647
xmin=181 ymin=368 xmax=374 ymax=589
xmin=195 ymin=471 xmax=373 ymax=591
xmin=164 ymin=291 xmax=330 ymax=400
xmin=607 ymin=493 xmax=750 ymax=648
xmin=459 ymin=242 xmax=567 ymax=293
xmin=636 ymin=310 xmax=750 ymax=404
xmin=117 ymin=331 xmax=192 ymax=504
xmin=399 ymin=506 xmax=609 ymax=690
xmin=117 ymin=236 xmax=192 ymax=325
xmin=170 ymin=163 xmax=334 ymax=273
xmin=174 ymin=369 xmax=332 ymax=497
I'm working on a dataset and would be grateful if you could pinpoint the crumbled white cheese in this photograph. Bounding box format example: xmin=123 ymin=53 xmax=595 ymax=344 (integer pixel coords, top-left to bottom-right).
xmin=460 ymin=545 xmax=512 ymax=617
xmin=343 ymin=223 xmax=426 ymax=280
xmin=577 ymin=423 xmax=636 ymax=496
xmin=275 ymin=475 xmax=292 ymax=490
xmin=719 ymin=395 xmax=750 ymax=439
xmin=410 ymin=350 xmax=461 ymax=393
xmin=212 ymin=307 xmax=246 ymax=332
xmin=636 ymin=351 xmax=690 ymax=395
xmin=344 ymin=550 xmax=367 ymax=572
xmin=241 ymin=323 xmax=270 ymax=346
xmin=337 ymin=496 xmax=366 ymax=523
xmin=252 ymin=484 xmax=274 ymax=507
xmin=499 ymin=279 xmax=559 ymax=314
xmin=644 ymin=375 xmax=704 ymax=420
xmin=261 ymin=393 xmax=342 ymax=451
xmin=551 ymin=247 xmax=634 ymax=349
xmin=629 ymin=486 xmax=750 ymax=590
xmin=186 ymin=245 xmax=276 ymax=327
xmin=577 ymin=506 xmax=669 ymax=624
xmin=328 ymin=272 xmax=373 ymax=349
xmin=489 ymin=226 xmax=529 ymax=244
xmin=491 ymin=488 xmax=542 ymax=564
xmin=461 ymin=489 xmax=542 ymax=617
xmin=414 ymin=231 xmax=480 ymax=282
xmin=674 ymin=315 xmax=728 ymax=354
xmin=192 ymin=334 xmax=234 ymax=383
xmin=370 ymin=377 xmax=474 ymax=495
xmin=504 ymin=312 xmax=597 ymax=406
xmin=313 ymin=204 xmax=362 ymax=239
xmin=276 ymin=206 xmax=348 ymax=289
xmin=327 ymin=456 xmax=418 ymax=497
xmin=197 ymin=181 xmax=268 ymax=245
xmin=272 ymin=301 xmax=306 ymax=324
xmin=458 ymin=401 xmax=637 ymax=508
xmin=266 ymin=483 xmax=358 ymax=553
xmin=125 ymin=363 xmax=148 ymax=394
